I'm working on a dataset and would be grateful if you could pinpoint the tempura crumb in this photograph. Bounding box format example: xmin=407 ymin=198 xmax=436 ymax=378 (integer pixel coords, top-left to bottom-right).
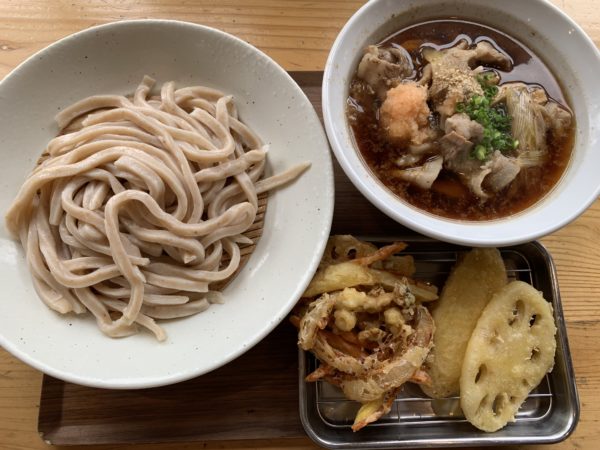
xmin=380 ymin=82 xmax=431 ymax=145
xmin=334 ymin=308 xmax=357 ymax=332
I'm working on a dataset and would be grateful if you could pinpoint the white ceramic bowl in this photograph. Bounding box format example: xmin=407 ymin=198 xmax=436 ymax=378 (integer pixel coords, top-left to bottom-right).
xmin=0 ymin=20 xmax=334 ymax=388
xmin=323 ymin=0 xmax=600 ymax=246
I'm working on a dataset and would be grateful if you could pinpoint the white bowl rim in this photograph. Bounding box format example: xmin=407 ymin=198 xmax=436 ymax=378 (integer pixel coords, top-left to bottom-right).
xmin=322 ymin=0 xmax=600 ymax=247
xmin=0 ymin=19 xmax=334 ymax=388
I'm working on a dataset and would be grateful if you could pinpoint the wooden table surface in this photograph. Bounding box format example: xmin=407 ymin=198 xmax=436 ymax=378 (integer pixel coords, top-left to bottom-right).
xmin=0 ymin=1 xmax=599 ymax=449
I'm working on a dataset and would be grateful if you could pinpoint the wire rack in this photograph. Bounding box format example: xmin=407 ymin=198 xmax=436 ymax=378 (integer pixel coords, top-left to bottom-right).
xmin=307 ymin=246 xmax=553 ymax=430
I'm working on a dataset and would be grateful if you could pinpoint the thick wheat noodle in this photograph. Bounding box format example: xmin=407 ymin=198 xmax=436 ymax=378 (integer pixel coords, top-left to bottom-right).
xmin=55 ymin=95 xmax=133 ymax=129
xmin=24 ymin=221 xmax=86 ymax=314
xmin=5 ymin=76 xmax=310 ymax=341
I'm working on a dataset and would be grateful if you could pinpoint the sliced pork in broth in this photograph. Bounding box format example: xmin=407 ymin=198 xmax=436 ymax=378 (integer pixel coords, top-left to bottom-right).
xmin=348 ymin=20 xmax=574 ymax=220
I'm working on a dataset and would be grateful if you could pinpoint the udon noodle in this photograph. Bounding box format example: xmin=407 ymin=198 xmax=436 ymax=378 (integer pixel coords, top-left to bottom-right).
xmin=5 ymin=76 xmax=309 ymax=341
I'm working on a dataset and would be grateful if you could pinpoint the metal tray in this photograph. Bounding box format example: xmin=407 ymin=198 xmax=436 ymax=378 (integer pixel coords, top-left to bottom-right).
xmin=298 ymin=239 xmax=579 ymax=449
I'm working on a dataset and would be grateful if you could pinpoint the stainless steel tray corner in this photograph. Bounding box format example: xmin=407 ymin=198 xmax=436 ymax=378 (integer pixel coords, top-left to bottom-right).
xmin=298 ymin=240 xmax=580 ymax=449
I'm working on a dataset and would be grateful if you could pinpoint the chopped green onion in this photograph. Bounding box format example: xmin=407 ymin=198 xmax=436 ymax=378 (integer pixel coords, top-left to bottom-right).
xmin=456 ymin=75 xmax=516 ymax=161
xmin=474 ymin=144 xmax=487 ymax=161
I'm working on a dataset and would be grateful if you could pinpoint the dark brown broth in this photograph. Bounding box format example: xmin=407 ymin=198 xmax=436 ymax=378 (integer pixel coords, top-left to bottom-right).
xmin=348 ymin=19 xmax=574 ymax=221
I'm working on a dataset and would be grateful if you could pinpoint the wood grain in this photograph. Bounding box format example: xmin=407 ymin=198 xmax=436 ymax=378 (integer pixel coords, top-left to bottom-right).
xmin=38 ymin=323 xmax=303 ymax=445
xmin=0 ymin=1 xmax=599 ymax=450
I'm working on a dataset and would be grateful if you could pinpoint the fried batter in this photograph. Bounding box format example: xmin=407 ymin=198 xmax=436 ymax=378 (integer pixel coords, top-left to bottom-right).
xmin=422 ymin=248 xmax=506 ymax=399
xmin=296 ymin=237 xmax=438 ymax=431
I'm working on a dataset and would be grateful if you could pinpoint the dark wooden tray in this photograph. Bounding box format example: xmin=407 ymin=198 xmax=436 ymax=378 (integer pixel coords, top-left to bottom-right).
xmin=37 ymin=71 xmax=408 ymax=446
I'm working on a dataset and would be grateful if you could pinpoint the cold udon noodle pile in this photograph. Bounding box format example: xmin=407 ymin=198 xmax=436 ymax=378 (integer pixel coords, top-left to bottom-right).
xmin=5 ymin=76 xmax=309 ymax=341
